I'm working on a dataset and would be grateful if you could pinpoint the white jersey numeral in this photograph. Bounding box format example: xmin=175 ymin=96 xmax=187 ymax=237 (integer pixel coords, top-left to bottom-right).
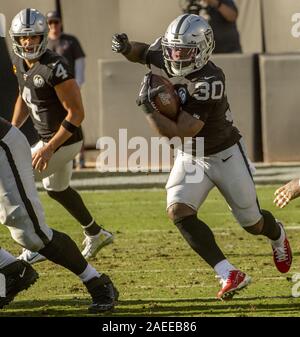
xmin=194 ymin=81 xmax=224 ymax=101
xmin=22 ymin=86 xmax=41 ymax=122
xmin=55 ymin=64 xmax=68 ymax=80
xmin=0 ymin=273 xmax=5 ymax=298
xmin=291 ymin=13 xmax=300 ymax=38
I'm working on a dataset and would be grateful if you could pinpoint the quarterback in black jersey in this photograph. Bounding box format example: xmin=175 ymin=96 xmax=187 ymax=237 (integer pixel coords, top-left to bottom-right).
xmin=112 ymin=14 xmax=292 ymax=299
xmin=10 ymin=9 xmax=113 ymax=264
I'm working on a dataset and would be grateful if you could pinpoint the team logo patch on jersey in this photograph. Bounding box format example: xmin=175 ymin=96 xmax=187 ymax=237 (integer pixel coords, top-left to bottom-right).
xmin=177 ymin=87 xmax=187 ymax=105
xmin=33 ymin=75 xmax=45 ymax=88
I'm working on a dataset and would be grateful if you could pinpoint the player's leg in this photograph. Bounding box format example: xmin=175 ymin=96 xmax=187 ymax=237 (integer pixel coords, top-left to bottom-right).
xmin=166 ymin=152 xmax=249 ymax=299
xmin=0 ymin=127 xmax=117 ymax=312
xmin=31 ymin=141 xmax=113 ymax=260
xmin=215 ymin=140 xmax=292 ymax=274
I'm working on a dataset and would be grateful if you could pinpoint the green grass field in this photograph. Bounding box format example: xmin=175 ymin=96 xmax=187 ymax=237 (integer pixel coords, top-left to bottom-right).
xmin=0 ymin=186 xmax=300 ymax=317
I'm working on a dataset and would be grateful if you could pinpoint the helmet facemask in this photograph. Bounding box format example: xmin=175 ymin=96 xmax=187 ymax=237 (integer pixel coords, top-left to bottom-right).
xmin=10 ymin=33 xmax=48 ymax=60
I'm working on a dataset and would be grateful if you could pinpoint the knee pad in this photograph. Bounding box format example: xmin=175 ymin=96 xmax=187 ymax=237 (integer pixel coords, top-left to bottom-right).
xmin=0 ymin=204 xmax=48 ymax=251
xmin=16 ymin=231 xmax=45 ymax=252
xmin=0 ymin=203 xmax=27 ymax=228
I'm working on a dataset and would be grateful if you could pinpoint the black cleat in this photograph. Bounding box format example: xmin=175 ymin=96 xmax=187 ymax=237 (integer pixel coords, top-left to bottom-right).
xmin=85 ymin=274 xmax=118 ymax=313
xmin=0 ymin=260 xmax=39 ymax=309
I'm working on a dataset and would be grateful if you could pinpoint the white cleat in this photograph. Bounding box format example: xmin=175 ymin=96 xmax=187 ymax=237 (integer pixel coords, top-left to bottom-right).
xmin=81 ymin=229 xmax=114 ymax=259
xmin=18 ymin=249 xmax=46 ymax=265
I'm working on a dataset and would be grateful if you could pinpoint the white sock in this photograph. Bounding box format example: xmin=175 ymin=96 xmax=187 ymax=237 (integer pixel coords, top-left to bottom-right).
xmin=214 ymin=259 xmax=237 ymax=280
xmin=78 ymin=264 xmax=100 ymax=283
xmin=0 ymin=248 xmax=17 ymax=269
xmin=271 ymin=224 xmax=285 ymax=247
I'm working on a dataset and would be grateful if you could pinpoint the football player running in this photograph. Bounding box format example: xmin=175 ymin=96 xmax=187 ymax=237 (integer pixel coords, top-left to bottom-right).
xmin=0 ymin=117 xmax=118 ymax=312
xmin=112 ymin=14 xmax=292 ymax=299
xmin=9 ymin=9 xmax=113 ymax=263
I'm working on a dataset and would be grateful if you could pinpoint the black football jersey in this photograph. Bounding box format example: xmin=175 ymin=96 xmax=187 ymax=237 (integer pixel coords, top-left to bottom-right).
xmin=145 ymin=38 xmax=241 ymax=156
xmin=0 ymin=117 xmax=12 ymax=140
xmin=13 ymin=49 xmax=83 ymax=146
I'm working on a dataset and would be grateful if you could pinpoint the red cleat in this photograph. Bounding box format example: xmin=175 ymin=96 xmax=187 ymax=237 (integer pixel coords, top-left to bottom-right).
xmin=216 ymin=270 xmax=251 ymax=300
xmin=271 ymin=222 xmax=292 ymax=273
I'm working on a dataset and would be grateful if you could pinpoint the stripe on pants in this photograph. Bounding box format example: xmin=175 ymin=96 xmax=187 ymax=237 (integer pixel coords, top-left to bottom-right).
xmin=0 ymin=140 xmax=50 ymax=245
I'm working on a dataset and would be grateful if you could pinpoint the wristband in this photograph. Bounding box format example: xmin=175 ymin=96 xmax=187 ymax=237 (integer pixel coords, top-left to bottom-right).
xmin=61 ymin=119 xmax=78 ymax=134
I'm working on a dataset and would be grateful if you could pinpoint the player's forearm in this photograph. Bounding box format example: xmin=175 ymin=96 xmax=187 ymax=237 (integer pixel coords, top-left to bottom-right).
xmin=11 ymin=95 xmax=29 ymax=128
xmin=146 ymin=111 xmax=182 ymax=139
xmin=46 ymin=126 xmax=74 ymax=152
xmin=123 ymin=42 xmax=149 ymax=64
xmin=47 ymin=111 xmax=83 ymax=152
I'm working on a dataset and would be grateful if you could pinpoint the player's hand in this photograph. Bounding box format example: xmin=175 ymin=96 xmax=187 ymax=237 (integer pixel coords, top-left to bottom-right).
xmin=112 ymin=33 xmax=131 ymax=54
xmin=136 ymin=72 xmax=165 ymax=114
xmin=274 ymin=178 xmax=300 ymax=208
xmin=32 ymin=144 xmax=54 ymax=173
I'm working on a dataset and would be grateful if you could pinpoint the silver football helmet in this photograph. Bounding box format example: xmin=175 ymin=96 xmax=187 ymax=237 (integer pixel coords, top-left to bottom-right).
xmin=9 ymin=8 xmax=49 ymax=60
xmin=162 ymin=14 xmax=215 ymax=77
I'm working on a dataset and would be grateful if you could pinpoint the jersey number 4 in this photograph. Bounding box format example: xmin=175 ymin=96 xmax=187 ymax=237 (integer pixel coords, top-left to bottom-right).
xmin=22 ymin=86 xmax=41 ymax=122
xmin=55 ymin=64 xmax=68 ymax=80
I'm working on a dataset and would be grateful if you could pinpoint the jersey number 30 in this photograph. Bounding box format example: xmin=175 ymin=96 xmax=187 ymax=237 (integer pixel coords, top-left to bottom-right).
xmin=194 ymin=81 xmax=224 ymax=101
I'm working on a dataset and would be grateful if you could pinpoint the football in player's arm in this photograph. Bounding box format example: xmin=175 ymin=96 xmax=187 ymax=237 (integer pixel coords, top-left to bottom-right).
xmin=112 ymin=14 xmax=292 ymax=299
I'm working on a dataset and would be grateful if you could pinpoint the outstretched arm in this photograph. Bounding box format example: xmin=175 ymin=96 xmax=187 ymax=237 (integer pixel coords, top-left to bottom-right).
xmin=112 ymin=33 xmax=149 ymax=64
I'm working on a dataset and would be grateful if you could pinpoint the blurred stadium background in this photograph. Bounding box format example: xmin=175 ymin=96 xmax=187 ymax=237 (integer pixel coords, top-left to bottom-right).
xmin=1 ymin=0 xmax=300 ymax=165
